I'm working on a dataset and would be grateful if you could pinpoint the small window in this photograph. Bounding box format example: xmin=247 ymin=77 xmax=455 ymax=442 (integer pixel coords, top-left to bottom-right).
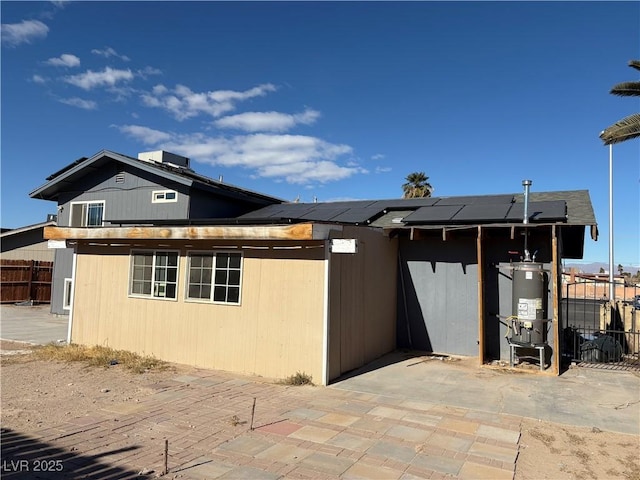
xmin=152 ymin=190 xmax=178 ymax=203
xmin=129 ymin=250 xmax=179 ymax=300
xmin=70 ymin=201 xmax=104 ymax=227
xmin=186 ymin=252 xmax=242 ymax=304
xmin=63 ymin=278 xmax=73 ymax=310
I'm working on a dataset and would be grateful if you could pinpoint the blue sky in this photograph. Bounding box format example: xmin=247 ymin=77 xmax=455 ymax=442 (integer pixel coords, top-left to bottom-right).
xmin=1 ymin=1 xmax=639 ymax=267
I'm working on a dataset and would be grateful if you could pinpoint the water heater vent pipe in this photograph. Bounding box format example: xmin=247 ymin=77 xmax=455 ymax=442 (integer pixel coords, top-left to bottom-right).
xmin=522 ymin=179 xmax=532 ymax=224
xmin=522 ymin=180 xmax=532 ymax=261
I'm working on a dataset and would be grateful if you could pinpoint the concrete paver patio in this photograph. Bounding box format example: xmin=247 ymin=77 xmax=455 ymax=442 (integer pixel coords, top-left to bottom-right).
xmin=1 ymin=366 xmax=521 ymax=479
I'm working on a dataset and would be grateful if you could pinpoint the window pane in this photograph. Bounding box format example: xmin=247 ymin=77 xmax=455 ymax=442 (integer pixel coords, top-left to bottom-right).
xmin=165 ymin=192 xmax=176 ymax=200
xmin=191 ymin=255 xmax=202 ymax=268
xmin=188 ymin=285 xmax=200 ymax=298
xmin=214 ymin=270 xmax=227 ymax=285
xmin=189 ymin=268 xmax=202 ymax=284
xmin=203 ymin=256 xmax=213 ymax=268
xmin=216 ymin=254 xmax=229 ymax=268
xmin=86 ymin=203 xmax=103 ymax=226
xmin=156 ymin=254 xmax=167 ymax=266
xmin=229 ymin=254 xmax=241 ymax=269
xmin=155 ymin=269 xmax=167 ymax=282
xmin=168 ymin=254 xmax=178 ymax=266
xmin=167 ymin=268 xmax=177 ymax=283
xmin=201 ymin=285 xmax=211 ymax=299
xmin=227 ymin=287 xmax=240 ymax=303
xmin=228 ymin=270 xmax=240 ymax=286
xmin=165 ymin=284 xmax=176 ymax=299
xmin=213 ymin=286 xmax=226 ymax=302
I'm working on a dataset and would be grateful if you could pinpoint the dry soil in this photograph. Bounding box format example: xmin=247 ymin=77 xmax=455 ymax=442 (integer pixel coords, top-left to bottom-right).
xmin=1 ymin=341 xmax=638 ymax=479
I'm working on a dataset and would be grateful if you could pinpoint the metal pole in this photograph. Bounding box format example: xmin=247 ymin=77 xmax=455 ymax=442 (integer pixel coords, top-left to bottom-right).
xmin=609 ymin=143 xmax=614 ymax=304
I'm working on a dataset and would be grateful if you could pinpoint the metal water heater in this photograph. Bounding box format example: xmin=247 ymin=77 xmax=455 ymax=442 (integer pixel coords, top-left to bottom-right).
xmin=510 ymin=262 xmax=548 ymax=346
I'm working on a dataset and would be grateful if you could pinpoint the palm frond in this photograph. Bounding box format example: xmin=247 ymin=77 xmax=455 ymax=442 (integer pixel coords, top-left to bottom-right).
xmin=600 ymin=113 xmax=640 ymax=145
xmin=628 ymin=60 xmax=640 ymax=72
xmin=610 ymin=81 xmax=640 ymax=97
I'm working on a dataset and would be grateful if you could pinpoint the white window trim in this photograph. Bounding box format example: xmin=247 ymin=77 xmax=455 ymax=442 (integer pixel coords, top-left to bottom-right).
xmin=152 ymin=190 xmax=178 ymax=203
xmin=128 ymin=249 xmax=180 ymax=301
xmin=184 ymin=250 xmax=243 ymax=306
xmin=69 ymin=200 xmax=105 ymax=227
xmin=62 ymin=278 xmax=72 ymax=311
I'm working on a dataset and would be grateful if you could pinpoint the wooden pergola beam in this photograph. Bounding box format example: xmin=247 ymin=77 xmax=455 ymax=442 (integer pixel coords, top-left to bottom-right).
xmin=44 ymin=224 xmax=318 ymax=241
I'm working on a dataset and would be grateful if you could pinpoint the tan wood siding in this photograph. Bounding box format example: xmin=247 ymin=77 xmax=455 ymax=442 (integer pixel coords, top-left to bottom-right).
xmin=328 ymin=227 xmax=398 ymax=380
xmin=71 ymin=242 xmax=326 ymax=382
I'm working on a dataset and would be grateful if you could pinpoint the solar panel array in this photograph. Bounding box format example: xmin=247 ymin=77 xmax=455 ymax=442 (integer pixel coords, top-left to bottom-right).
xmin=240 ymin=196 xmax=567 ymax=226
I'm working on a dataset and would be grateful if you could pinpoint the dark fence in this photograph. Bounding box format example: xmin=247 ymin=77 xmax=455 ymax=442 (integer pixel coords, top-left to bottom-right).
xmin=0 ymin=260 xmax=53 ymax=304
xmin=562 ymin=279 xmax=639 ymax=370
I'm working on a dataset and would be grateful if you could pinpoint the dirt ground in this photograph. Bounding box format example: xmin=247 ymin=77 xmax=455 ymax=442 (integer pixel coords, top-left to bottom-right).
xmin=1 ymin=341 xmax=639 ymax=480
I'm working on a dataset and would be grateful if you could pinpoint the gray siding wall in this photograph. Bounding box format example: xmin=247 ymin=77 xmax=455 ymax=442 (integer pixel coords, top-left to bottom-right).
xmin=50 ymin=247 xmax=73 ymax=315
xmin=187 ymin=188 xmax=266 ymax=219
xmin=398 ymin=230 xmax=557 ymax=364
xmin=397 ymin=237 xmax=479 ymax=356
xmin=56 ymin=163 xmax=189 ymax=225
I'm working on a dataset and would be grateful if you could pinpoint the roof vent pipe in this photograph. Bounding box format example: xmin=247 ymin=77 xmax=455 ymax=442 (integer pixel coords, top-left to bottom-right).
xmin=522 ymin=179 xmax=532 ymax=224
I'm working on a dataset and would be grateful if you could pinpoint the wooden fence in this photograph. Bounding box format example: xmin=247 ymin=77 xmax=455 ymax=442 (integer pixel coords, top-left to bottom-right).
xmin=0 ymin=260 xmax=53 ymax=304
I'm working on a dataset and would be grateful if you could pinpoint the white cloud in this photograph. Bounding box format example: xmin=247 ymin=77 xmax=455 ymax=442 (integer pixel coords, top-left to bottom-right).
xmin=116 ymin=124 xmax=174 ymax=145
xmin=32 ymin=74 xmax=48 ymax=84
xmin=215 ymin=108 xmax=320 ymax=132
xmin=137 ymin=66 xmax=162 ymax=78
xmin=140 ymin=83 xmax=277 ymax=121
xmin=1 ymin=20 xmax=49 ymax=46
xmin=59 ymin=97 xmax=97 ymax=110
xmin=371 ymin=153 xmax=385 ymax=161
xmin=375 ymin=166 xmax=392 ymax=173
xmin=44 ymin=53 xmax=80 ymax=67
xmin=117 ymin=125 xmax=362 ymax=184
xmin=91 ymin=46 xmax=130 ymax=62
xmin=65 ymin=67 xmax=134 ymax=90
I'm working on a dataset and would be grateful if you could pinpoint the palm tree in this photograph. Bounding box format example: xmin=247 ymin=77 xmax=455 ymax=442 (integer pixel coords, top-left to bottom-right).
xmin=402 ymin=172 xmax=433 ymax=198
xmin=600 ymin=60 xmax=640 ymax=145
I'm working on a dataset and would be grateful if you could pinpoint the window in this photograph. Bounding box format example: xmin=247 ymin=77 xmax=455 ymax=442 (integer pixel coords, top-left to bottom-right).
xmin=187 ymin=252 xmax=242 ymax=304
xmin=63 ymin=278 xmax=73 ymax=310
xmin=152 ymin=190 xmax=178 ymax=203
xmin=70 ymin=201 xmax=104 ymax=227
xmin=129 ymin=250 xmax=179 ymax=300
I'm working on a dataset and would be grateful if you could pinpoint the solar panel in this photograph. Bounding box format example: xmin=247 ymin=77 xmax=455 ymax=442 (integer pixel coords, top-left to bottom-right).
xmin=506 ymin=201 xmax=566 ymax=222
xmin=435 ymin=194 xmax=515 ymax=206
xmin=402 ymin=205 xmax=463 ymax=224
xmin=371 ymin=198 xmax=439 ymax=210
xmin=452 ymin=204 xmax=512 ymax=222
xmin=330 ymin=206 xmax=386 ymax=223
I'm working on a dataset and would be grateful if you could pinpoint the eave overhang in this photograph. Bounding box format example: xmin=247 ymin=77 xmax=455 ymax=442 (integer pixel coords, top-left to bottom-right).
xmin=44 ymin=223 xmax=339 ymax=242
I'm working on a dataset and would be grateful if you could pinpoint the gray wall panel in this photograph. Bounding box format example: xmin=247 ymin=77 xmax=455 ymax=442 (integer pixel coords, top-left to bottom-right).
xmin=398 ymin=237 xmax=479 ymax=356
xmin=50 ymin=247 xmax=73 ymax=315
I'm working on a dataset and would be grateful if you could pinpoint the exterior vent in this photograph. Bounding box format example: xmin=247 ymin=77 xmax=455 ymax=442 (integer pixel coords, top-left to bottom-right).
xmin=138 ymin=150 xmax=190 ymax=169
xmin=115 ymin=172 xmax=125 ymax=184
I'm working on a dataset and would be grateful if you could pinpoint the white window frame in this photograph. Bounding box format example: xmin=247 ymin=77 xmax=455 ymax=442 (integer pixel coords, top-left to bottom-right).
xmin=69 ymin=200 xmax=105 ymax=227
xmin=152 ymin=190 xmax=178 ymax=203
xmin=62 ymin=278 xmax=73 ymax=311
xmin=185 ymin=251 xmax=243 ymax=305
xmin=128 ymin=249 xmax=180 ymax=301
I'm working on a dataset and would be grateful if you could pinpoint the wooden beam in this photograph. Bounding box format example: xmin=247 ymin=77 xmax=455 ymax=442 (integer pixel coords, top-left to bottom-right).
xmin=44 ymin=224 xmax=315 ymax=241
xmin=477 ymin=225 xmax=485 ymax=366
xmin=551 ymin=225 xmax=560 ymax=375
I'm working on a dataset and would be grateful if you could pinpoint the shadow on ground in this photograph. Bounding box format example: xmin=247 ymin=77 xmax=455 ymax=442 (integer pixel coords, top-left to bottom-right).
xmin=0 ymin=428 xmax=152 ymax=480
